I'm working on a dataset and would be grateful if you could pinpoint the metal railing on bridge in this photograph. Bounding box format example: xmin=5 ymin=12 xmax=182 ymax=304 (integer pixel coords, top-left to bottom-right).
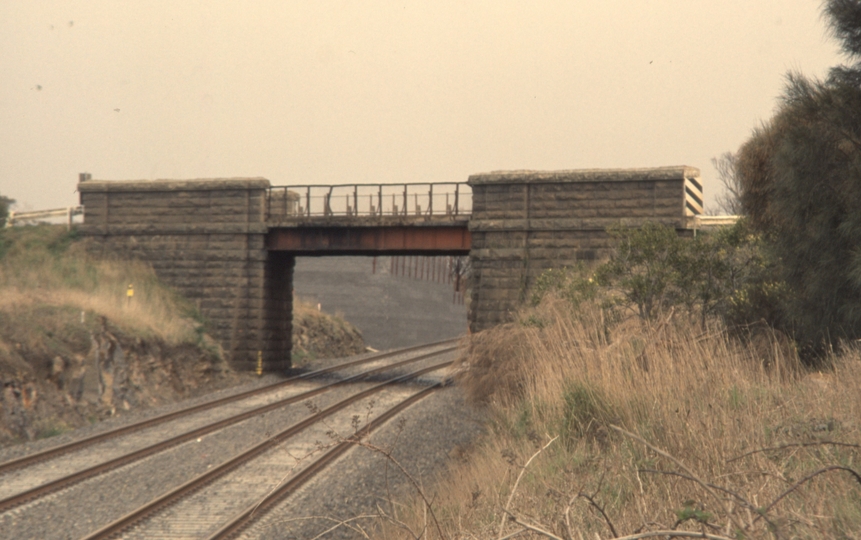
xmin=267 ymin=183 xmax=472 ymax=221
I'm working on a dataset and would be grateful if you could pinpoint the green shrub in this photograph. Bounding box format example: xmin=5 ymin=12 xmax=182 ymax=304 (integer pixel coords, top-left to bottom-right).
xmin=559 ymin=382 xmax=613 ymax=447
xmin=596 ymin=222 xmax=687 ymax=321
xmin=531 ymin=220 xmax=787 ymax=335
xmin=0 ymin=194 xmax=13 ymax=228
xmin=735 ymin=0 xmax=861 ymax=358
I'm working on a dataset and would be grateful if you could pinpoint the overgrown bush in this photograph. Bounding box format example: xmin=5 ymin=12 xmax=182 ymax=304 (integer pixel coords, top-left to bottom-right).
xmin=382 ymin=298 xmax=860 ymax=539
xmin=532 ymin=220 xmax=786 ymax=336
xmin=735 ymin=0 xmax=861 ymax=357
xmin=0 ymin=224 xmax=203 ymax=345
xmin=0 ymin=194 xmax=13 ymax=228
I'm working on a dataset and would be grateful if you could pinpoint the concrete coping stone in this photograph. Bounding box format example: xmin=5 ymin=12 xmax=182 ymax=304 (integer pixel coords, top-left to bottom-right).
xmin=468 ymin=166 xmax=701 ymax=185
xmin=78 ymin=178 xmax=271 ymax=192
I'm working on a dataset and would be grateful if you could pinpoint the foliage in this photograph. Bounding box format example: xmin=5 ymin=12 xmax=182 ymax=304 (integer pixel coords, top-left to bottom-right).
xmin=735 ymin=0 xmax=861 ymax=356
xmin=530 ymin=264 xmax=598 ymax=308
xmin=0 ymin=224 xmax=203 ymax=345
xmin=390 ymin=298 xmax=861 ymax=540
xmin=0 ymin=194 xmax=14 ymax=228
xmin=594 ymin=222 xmax=683 ymax=320
xmin=532 ymin=221 xmax=784 ymax=332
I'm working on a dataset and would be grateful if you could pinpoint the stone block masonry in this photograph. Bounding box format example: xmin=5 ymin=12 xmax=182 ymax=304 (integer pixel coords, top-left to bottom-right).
xmin=78 ymin=178 xmax=293 ymax=372
xmin=75 ymin=167 xmax=705 ymax=366
xmin=467 ymin=167 xmax=702 ymax=332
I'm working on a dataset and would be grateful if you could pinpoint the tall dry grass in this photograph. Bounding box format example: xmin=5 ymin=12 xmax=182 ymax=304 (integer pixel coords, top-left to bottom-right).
xmin=0 ymin=225 xmax=199 ymax=345
xmin=379 ymin=297 xmax=861 ymax=539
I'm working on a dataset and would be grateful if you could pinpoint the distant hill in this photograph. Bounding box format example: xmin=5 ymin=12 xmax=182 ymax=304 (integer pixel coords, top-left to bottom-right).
xmin=293 ymin=256 xmax=468 ymax=350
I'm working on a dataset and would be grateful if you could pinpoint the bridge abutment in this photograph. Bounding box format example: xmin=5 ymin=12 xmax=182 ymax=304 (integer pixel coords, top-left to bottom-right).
xmin=467 ymin=167 xmax=702 ymax=332
xmin=78 ymin=178 xmax=293 ymax=371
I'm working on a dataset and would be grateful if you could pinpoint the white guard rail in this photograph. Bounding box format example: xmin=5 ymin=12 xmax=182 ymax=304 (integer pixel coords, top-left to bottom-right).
xmin=6 ymin=206 xmax=84 ymax=229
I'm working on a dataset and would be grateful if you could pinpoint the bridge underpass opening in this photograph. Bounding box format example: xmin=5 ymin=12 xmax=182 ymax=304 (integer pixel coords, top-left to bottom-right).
xmin=291 ymin=255 xmax=470 ymax=353
xmin=264 ymin=218 xmax=472 ymax=365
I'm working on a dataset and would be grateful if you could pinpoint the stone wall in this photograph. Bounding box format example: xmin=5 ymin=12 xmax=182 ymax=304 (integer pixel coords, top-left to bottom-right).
xmin=77 ymin=178 xmax=293 ymax=371
xmin=467 ymin=167 xmax=702 ymax=331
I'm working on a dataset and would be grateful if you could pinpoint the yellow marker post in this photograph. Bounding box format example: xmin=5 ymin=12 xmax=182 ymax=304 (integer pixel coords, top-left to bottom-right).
xmin=256 ymin=350 xmax=263 ymax=376
xmin=126 ymin=284 xmax=134 ymax=306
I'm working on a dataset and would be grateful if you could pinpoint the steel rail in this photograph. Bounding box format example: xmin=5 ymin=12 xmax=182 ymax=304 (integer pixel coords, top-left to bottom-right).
xmin=0 ymin=338 xmax=457 ymax=475
xmin=0 ymin=346 xmax=456 ymax=513
xmin=83 ymin=360 xmax=451 ymax=540
xmin=210 ymin=382 xmax=440 ymax=540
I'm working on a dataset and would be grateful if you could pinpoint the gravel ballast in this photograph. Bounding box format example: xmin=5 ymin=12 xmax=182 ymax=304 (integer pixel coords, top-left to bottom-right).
xmin=0 ymin=345 xmax=484 ymax=539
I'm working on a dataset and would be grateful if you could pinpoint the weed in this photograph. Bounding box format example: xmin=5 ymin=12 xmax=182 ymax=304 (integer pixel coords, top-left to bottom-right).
xmin=0 ymin=225 xmax=200 ymax=345
xmin=389 ymin=296 xmax=861 ymax=539
xmin=35 ymin=423 xmax=69 ymax=440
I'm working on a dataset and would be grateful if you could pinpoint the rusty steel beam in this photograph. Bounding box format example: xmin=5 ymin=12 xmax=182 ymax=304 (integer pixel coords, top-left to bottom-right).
xmin=266 ymin=225 xmax=471 ymax=255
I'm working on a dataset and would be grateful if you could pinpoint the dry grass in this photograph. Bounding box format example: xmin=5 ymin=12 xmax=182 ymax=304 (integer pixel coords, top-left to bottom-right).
xmin=378 ymin=297 xmax=861 ymax=539
xmin=0 ymin=225 xmax=199 ymax=346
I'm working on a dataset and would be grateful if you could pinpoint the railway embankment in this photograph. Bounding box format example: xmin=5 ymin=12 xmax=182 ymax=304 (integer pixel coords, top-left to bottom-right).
xmin=0 ymin=225 xmax=364 ymax=445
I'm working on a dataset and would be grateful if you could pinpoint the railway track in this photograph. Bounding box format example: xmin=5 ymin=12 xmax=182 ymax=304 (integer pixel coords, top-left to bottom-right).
xmin=0 ymin=340 xmax=458 ymax=539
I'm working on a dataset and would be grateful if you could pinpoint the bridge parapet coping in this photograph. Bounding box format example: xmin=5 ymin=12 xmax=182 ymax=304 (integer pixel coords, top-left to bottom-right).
xmin=468 ymin=166 xmax=701 ymax=184
xmin=78 ymin=178 xmax=271 ymax=192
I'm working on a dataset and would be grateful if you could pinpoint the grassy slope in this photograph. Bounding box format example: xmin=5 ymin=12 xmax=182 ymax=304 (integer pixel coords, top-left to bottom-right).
xmin=0 ymin=225 xmax=202 ymax=348
xmin=0 ymin=225 xmax=227 ymax=442
xmin=0 ymin=225 xmax=364 ymax=444
xmin=380 ymin=298 xmax=861 ymax=539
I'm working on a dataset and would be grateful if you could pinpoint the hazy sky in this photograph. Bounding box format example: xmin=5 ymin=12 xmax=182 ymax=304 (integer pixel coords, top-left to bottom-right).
xmin=0 ymin=1 xmax=846 ymax=212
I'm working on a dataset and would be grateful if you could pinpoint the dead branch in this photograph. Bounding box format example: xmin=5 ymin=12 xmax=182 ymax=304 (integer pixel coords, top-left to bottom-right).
xmin=498 ymin=528 xmax=528 ymax=540
xmin=752 ymin=465 xmax=861 ymax=526
xmin=609 ymin=425 xmax=743 ymax=534
xmin=576 ymin=490 xmax=618 ymax=538
xmin=726 ymin=441 xmax=861 ymax=463
xmin=273 ymin=514 xmax=376 ymax=539
xmin=496 ymin=436 xmax=558 ymax=539
xmin=638 ymin=468 xmax=774 ymax=532
xmin=374 ymin=502 xmax=423 ymax=540
xmin=502 ymin=509 xmax=565 ymax=540
xmin=613 ymin=531 xmax=735 ymax=540
xmin=350 ymin=437 xmax=446 ymax=540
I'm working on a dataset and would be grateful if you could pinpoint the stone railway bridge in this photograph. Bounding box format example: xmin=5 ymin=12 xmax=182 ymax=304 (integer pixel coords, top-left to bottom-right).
xmin=78 ymin=167 xmax=704 ymax=371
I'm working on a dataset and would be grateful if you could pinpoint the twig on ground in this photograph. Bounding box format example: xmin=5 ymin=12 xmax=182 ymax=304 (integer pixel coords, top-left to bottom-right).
xmin=726 ymin=441 xmax=861 ymax=463
xmin=498 ymin=528 xmax=528 ymax=540
xmin=273 ymin=514 xmax=376 ymax=539
xmin=496 ymin=436 xmax=558 ymax=539
xmin=502 ymin=509 xmax=565 ymax=540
